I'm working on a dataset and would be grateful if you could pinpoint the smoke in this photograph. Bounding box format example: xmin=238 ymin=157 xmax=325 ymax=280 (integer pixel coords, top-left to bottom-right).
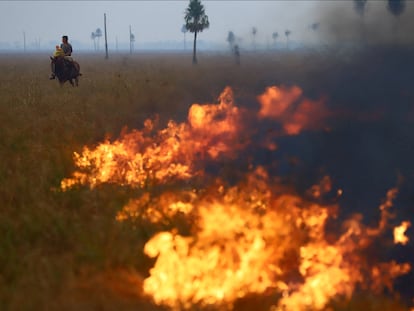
xmin=312 ymin=1 xmax=414 ymax=45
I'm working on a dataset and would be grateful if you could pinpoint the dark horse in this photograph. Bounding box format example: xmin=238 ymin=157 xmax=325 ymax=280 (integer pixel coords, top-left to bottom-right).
xmin=50 ymin=56 xmax=81 ymax=86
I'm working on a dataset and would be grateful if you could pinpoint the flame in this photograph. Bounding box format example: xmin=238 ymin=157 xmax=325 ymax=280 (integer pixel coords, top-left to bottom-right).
xmin=257 ymin=85 xmax=329 ymax=135
xmin=61 ymin=86 xmax=412 ymax=310
xmin=61 ymin=87 xmax=244 ymax=190
xmin=257 ymin=85 xmax=302 ymax=119
xmin=142 ymin=169 xmax=315 ymax=309
xmin=307 ymin=175 xmax=332 ymax=199
xmin=394 ymin=221 xmax=411 ymax=245
xmin=135 ymin=169 xmax=410 ymax=310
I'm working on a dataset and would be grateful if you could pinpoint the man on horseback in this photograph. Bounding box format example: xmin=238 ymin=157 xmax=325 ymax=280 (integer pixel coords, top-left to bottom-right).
xmin=50 ymin=35 xmax=74 ymax=80
xmin=61 ymin=35 xmax=73 ymax=59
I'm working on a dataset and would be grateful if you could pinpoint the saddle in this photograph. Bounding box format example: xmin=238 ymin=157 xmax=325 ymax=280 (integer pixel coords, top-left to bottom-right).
xmin=63 ymin=59 xmax=80 ymax=73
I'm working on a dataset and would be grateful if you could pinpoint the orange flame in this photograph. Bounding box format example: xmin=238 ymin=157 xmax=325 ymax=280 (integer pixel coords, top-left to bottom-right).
xmin=61 ymin=87 xmax=244 ymax=190
xmin=257 ymin=85 xmax=329 ymax=135
xmin=137 ymin=171 xmax=410 ymax=310
xmin=394 ymin=221 xmax=411 ymax=245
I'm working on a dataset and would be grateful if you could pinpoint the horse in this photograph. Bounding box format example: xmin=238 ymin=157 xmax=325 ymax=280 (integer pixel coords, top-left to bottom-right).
xmin=50 ymin=56 xmax=81 ymax=86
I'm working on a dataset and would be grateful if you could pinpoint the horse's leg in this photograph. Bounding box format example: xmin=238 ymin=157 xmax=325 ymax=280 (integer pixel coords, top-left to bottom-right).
xmin=75 ymin=77 xmax=79 ymax=87
xmin=69 ymin=79 xmax=74 ymax=87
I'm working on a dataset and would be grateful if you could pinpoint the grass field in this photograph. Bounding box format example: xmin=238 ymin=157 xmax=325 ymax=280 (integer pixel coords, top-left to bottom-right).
xmin=1 ymin=47 xmax=413 ymax=310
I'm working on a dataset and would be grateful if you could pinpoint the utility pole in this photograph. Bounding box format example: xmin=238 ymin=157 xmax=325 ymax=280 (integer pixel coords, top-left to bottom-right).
xmin=104 ymin=13 xmax=108 ymax=59
xmin=129 ymin=25 xmax=132 ymax=54
xmin=115 ymin=36 xmax=118 ymax=52
xmin=23 ymin=31 xmax=26 ymax=52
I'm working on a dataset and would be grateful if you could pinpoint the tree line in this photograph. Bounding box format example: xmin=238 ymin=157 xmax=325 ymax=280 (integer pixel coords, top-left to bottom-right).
xmin=88 ymin=0 xmax=406 ymax=63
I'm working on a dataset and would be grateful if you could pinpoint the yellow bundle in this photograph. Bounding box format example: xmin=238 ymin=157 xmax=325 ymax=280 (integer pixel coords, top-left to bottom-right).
xmin=53 ymin=45 xmax=65 ymax=57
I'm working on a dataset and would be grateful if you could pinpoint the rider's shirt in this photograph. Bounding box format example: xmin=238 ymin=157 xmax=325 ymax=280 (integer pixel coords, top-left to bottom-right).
xmin=61 ymin=43 xmax=73 ymax=56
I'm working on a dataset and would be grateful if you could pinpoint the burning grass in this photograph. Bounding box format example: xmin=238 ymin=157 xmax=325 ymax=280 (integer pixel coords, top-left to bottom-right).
xmin=1 ymin=48 xmax=413 ymax=310
xmin=60 ymin=85 xmax=412 ymax=311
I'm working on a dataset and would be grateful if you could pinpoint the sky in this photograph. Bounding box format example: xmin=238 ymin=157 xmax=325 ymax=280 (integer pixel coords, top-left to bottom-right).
xmin=0 ymin=1 xmax=413 ymax=51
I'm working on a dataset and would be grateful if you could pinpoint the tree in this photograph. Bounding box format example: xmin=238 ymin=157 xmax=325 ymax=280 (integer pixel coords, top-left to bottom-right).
xmin=272 ymin=32 xmax=278 ymax=48
xmin=91 ymin=32 xmax=97 ymax=51
xmin=354 ymin=0 xmax=367 ymax=17
xmin=354 ymin=0 xmax=367 ymax=43
xmin=285 ymin=30 xmax=291 ymax=48
xmin=95 ymin=28 xmax=102 ymax=50
xmin=181 ymin=24 xmax=188 ymax=50
xmin=387 ymin=0 xmax=406 ymax=42
xmin=227 ymin=31 xmax=235 ymax=50
xmin=309 ymin=23 xmax=320 ymax=46
xmin=184 ymin=0 xmax=209 ymax=64
xmin=251 ymin=27 xmax=257 ymax=50
xmin=387 ymin=0 xmax=406 ymax=17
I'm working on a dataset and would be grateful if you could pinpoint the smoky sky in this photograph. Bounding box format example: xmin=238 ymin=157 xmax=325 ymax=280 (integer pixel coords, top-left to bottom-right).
xmin=1 ymin=1 xmax=413 ymax=50
xmin=313 ymin=1 xmax=414 ymax=45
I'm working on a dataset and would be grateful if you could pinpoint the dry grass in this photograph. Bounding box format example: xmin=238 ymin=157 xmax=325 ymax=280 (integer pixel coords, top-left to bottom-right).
xmin=0 ymin=49 xmax=412 ymax=310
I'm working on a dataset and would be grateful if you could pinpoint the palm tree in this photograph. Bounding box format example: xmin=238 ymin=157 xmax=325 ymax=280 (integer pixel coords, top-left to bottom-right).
xmin=387 ymin=0 xmax=406 ymax=17
xmin=285 ymin=30 xmax=291 ymax=48
xmin=309 ymin=23 xmax=320 ymax=46
xmin=387 ymin=0 xmax=406 ymax=42
xmin=354 ymin=0 xmax=367 ymax=43
xmin=251 ymin=27 xmax=257 ymax=50
xmin=91 ymin=32 xmax=96 ymax=51
xmin=95 ymin=28 xmax=102 ymax=50
xmin=354 ymin=0 xmax=367 ymax=17
xmin=272 ymin=32 xmax=278 ymax=48
xmin=184 ymin=0 xmax=209 ymax=64
xmin=227 ymin=31 xmax=235 ymax=50
xmin=181 ymin=24 xmax=188 ymax=50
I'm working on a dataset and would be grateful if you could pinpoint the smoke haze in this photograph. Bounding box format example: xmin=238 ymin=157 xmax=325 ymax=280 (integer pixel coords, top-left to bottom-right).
xmin=314 ymin=1 xmax=414 ymax=45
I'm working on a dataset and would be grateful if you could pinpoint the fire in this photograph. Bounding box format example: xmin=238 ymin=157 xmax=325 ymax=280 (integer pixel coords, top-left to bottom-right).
xmin=133 ymin=170 xmax=410 ymax=311
xmin=257 ymin=85 xmax=329 ymax=135
xmin=61 ymin=86 xmax=412 ymax=310
xmin=142 ymin=169 xmax=315 ymax=309
xmin=394 ymin=221 xmax=411 ymax=245
xmin=61 ymin=86 xmax=244 ymax=190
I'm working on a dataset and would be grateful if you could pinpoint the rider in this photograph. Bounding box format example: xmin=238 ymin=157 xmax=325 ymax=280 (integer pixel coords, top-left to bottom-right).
xmin=50 ymin=35 xmax=74 ymax=80
xmin=61 ymin=35 xmax=73 ymax=61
